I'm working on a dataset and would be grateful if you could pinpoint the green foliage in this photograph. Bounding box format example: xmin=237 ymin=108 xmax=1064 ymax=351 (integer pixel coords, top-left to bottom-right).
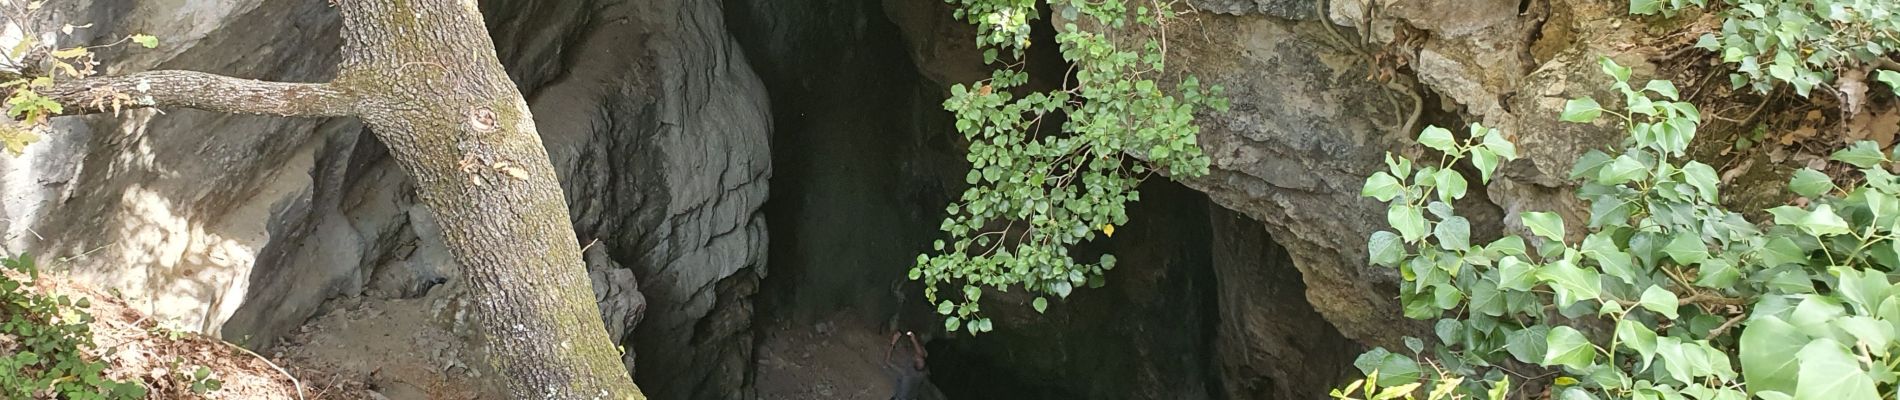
xmin=1635 ymin=0 xmax=1900 ymax=97
xmin=0 ymin=254 xmax=147 ymax=399
xmin=1345 ymin=57 xmax=1900 ymax=399
xmin=0 ymin=2 xmax=159 ymax=156
xmin=912 ymin=0 xmax=1226 ymax=333
xmin=173 ymin=362 xmax=222 ymax=395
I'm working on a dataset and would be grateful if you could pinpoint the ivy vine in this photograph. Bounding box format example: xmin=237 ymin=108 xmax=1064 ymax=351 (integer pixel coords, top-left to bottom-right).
xmin=911 ymin=0 xmax=1226 ymax=334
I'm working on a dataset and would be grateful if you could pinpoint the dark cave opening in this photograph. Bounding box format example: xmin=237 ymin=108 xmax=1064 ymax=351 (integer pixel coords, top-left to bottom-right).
xmin=720 ymin=0 xmax=1359 ymax=398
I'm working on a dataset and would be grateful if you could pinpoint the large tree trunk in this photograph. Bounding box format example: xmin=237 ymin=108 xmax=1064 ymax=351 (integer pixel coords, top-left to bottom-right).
xmin=37 ymin=0 xmax=643 ymax=398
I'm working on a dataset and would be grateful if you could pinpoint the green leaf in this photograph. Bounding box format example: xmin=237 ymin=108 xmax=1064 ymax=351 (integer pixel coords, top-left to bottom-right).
xmin=1802 ymin=204 xmax=1852 ymax=236
xmin=1032 ymin=297 xmax=1048 ymax=313
xmin=1497 ymin=256 xmax=1537 ymax=291
xmin=1662 ymin=233 xmax=1709 ymax=265
xmin=1522 ymin=212 xmax=1566 ymax=242
xmin=1835 ymin=316 xmax=1892 ymax=355
xmin=1598 ymin=154 xmax=1649 ymax=185
xmin=1390 ymin=205 xmax=1428 ymax=242
xmin=1353 ymin=348 xmax=1422 ymax=387
xmin=1435 ymin=169 xmax=1468 ymax=201
xmin=1481 ymin=127 xmax=1517 ymax=160
xmin=1434 ymin=217 xmax=1471 ymax=251
xmin=1543 ymin=326 xmax=1597 ymax=369
xmin=1693 ymin=258 xmax=1740 ymax=288
xmin=1600 ymin=57 xmax=1633 ymax=82
xmin=128 ymin=34 xmax=159 ymax=49
xmin=1741 ymin=314 xmax=1805 ymax=395
xmin=1680 ymin=161 xmax=1719 ymax=202
xmin=1639 ymin=286 xmax=1679 ymax=319
xmin=1643 ymin=80 xmax=1680 ymax=100
xmin=1788 ymin=169 xmax=1835 ymax=198
xmin=1368 ymin=231 xmax=1405 ymax=267
xmin=1791 ymin=296 xmax=1846 ymax=339
xmin=1471 ymin=148 xmax=1500 ymax=183
xmin=1617 ymin=318 xmax=1659 ymax=370
xmin=1630 ymin=0 xmax=1662 ymax=14
xmin=1507 ymin=326 xmax=1551 ymax=364
xmin=1435 ymin=319 xmax=1464 ymax=345
xmin=1795 ymin=338 xmax=1879 ymax=400
xmin=1877 ymin=70 xmax=1900 ymax=96
xmin=1561 ymin=97 xmax=1604 ymax=123
xmin=1469 ymin=279 xmax=1506 ymax=316
xmin=1833 ymin=141 xmax=1886 ymax=169
xmin=1433 ymin=284 xmax=1465 ymax=310
xmin=1363 ymin=172 xmax=1404 ymax=202
xmin=1418 ymin=126 xmax=1457 ymax=152
xmin=1538 ymin=258 xmax=1601 ymax=307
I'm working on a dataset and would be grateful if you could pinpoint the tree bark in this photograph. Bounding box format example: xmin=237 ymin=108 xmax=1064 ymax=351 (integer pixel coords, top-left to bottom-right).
xmin=37 ymin=0 xmax=644 ymax=398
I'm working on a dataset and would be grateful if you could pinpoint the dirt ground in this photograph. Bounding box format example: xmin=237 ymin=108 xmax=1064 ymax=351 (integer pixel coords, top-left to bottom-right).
xmin=5 ymin=270 xmax=373 ymax=399
xmin=753 ymin=309 xmax=946 ymax=400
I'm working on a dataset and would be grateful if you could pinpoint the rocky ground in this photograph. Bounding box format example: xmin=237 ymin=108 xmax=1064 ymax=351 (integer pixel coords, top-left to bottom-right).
xmin=6 ymin=271 xmax=374 ymax=399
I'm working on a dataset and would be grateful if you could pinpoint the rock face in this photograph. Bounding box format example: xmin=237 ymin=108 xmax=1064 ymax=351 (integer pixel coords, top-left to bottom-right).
xmin=0 ymin=0 xmax=770 ymax=399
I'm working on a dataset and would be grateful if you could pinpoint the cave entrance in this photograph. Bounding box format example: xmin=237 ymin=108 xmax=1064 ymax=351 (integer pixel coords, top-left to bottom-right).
xmin=721 ymin=0 xmax=1360 ymax=398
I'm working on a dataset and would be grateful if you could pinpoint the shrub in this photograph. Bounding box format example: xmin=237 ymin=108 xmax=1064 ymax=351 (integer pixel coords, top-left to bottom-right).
xmin=1344 ymin=57 xmax=1900 ymax=399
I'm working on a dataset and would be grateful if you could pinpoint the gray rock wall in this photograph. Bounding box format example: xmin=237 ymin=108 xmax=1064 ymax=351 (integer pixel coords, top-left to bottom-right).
xmin=0 ymin=0 xmax=770 ymax=398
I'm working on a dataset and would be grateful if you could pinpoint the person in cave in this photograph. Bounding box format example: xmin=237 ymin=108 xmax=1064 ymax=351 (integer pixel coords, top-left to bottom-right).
xmin=885 ymin=330 xmax=930 ymax=400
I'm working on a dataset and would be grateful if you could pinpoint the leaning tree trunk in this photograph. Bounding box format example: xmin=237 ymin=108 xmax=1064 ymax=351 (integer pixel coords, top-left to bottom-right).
xmin=37 ymin=0 xmax=642 ymax=398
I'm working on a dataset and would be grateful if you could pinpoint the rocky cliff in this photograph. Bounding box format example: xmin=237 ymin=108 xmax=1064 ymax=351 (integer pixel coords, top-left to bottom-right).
xmin=0 ymin=0 xmax=1667 ymax=398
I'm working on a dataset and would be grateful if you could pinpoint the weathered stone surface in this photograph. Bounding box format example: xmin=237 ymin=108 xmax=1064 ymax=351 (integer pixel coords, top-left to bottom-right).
xmin=1151 ymin=12 xmax=1449 ymax=347
xmin=0 ymin=0 xmax=770 ymax=398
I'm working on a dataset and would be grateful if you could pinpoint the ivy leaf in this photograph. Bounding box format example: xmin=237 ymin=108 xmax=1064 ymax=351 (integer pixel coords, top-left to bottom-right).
xmin=1522 ymin=212 xmax=1566 ymax=242
xmin=1680 ymin=161 xmax=1719 ymax=202
xmin=1801 ymin=204 xmax=1852 ymax=236
xmin=1434 ymin=216 xmax=1471 ymax=251
xmin=1471 ymin=147 xmax=1500 ymax=183
xmin=1032 ymin=297 xmax=1048 ymax=313
xmin=1418 ymin=126 xmax=1457 ymax=152
xmin=1787 ymin=169 xmax=1835 ymax=198
xmin=1352 ymin=348 xmax=1422 ymax=387
xmin=1617 ymin=319 xmax=1659 ymax=371
xmin=1795 ymin=339 xmax=1879 ymax=400
xmin=1481 ymin=127 xmax=1517 ymax=159
xmin=1630 ymin=0 xmax=1661 ymax=14
xmin=1435 ymin=169 xmax=1468 ymax=202
xmin=1538 ymin=258 xmax=1601 ymax=307
xmin=1468 ymin=279 xmax=1506 ymax=317
xmin=1600 ymin=57 xmax=1633 ymax=82
xmin=1741 ymin=315 xmax=1805 ymax=395
xmin=1562 ymin=97 xmax=1604 ymax=123
xmin=1368 ymin=231 xmax=1405 ymax=267
xmin=1662 ymin=233 xmax=1709 ymax=265
xmin=130 ymin=34 xmax=158 ymax=49
xmin=1835 ymin=316 xmax=1893 ymax=356
xmin=1362 ymin=172 xmax=1404 ymax=202
xmin=1638 ymin=286 xmax=1679 ymax=319
xmin=1643 ymin=80 xmax=1680 ymax=100
xmin=1543 ymin=326 xmax=1597 ymax=369
xmin=1497 ymin=256 xmax=1537 ymax=291
xmin=1832 ymin=141 xmax=1886 ymax=169
xmin=1693 ymin=258 xmax=1740 ymax=288
xmin=1389 ymin=205 xmax=1428 ymax=242
xmin=1507 ymin=326 xmax=1551 ymax=364
xmin=1435 ymin=319 xmax=1464 ymax=345
xmin=1878 ymin=70 xmax=1900 ymax=96
xmin=1598 ymin=154 xmax=1649 ymax=185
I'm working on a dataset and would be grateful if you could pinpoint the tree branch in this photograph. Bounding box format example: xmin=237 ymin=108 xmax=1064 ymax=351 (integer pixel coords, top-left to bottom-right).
xmin=37 ymin=70 xmax=357 ymax=118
